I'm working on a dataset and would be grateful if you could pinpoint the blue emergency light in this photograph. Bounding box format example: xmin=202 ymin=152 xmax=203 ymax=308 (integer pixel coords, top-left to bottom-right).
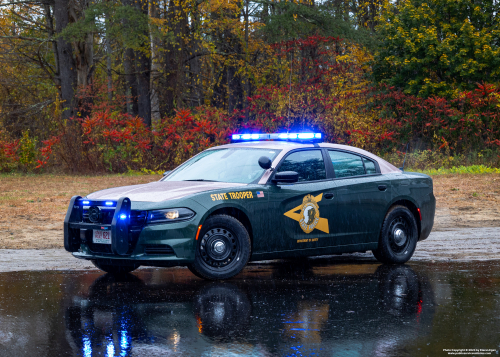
xmin=231 ymin=132 xmax=322 ymax=142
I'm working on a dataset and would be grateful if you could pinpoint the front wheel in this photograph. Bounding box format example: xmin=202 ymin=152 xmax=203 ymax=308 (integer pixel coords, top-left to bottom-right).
xmin=372 ymin=205 xmax=418 ymax=264
xmin=92 ymin=259 xmax=139 ymax=274
xmin=188 ymin=215 xmax=251 ymax=280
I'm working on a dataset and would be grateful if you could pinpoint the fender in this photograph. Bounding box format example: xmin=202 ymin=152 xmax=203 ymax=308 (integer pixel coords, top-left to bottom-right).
xmin=198 ymin=201 xmax=254 ymax=228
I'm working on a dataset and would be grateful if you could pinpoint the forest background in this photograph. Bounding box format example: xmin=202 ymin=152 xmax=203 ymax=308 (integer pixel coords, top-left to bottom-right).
xmin=0 ymin=0 xmax=499 ymax=173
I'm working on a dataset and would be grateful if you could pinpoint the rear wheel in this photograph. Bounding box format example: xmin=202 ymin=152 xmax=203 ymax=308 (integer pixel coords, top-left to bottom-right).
xmin=92 ymin=259 xmax=139 ymax=274
xmin=372 ymin=205 xmax=418 ymax=264
xmin=188 ymin=215 xmax=251 ymax=280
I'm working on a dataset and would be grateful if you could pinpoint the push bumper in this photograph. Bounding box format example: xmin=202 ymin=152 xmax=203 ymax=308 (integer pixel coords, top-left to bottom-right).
xmin=64 ymin=196 xmax=199 ymax=264
xmin=64 ymin=196 xmax=133 ymax=255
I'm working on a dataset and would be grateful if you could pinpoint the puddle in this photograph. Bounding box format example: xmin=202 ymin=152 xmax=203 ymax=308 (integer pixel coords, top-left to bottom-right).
xmin=0 ymin=261 xmax=499 ymax=356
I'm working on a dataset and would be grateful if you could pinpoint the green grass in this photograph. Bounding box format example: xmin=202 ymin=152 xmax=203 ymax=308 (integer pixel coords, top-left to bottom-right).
xmin=3 ymin=164 xmax=500 ymax=176
xmin=412 ymin=165 xmax=500 ymax=175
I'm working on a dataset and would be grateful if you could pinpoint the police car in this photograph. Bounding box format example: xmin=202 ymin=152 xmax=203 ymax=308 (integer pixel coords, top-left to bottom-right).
xmin=64 ymin=133 xmax=435 ymax=280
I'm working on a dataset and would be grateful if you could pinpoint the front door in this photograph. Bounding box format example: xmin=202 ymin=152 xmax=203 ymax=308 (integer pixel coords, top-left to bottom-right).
xmin=267 ymin=149 xmax=337 ymax=252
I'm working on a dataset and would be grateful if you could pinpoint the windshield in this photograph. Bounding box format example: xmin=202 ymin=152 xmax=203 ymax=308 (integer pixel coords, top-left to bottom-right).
xmin=163 ymin=148 xmax=281 ymax=184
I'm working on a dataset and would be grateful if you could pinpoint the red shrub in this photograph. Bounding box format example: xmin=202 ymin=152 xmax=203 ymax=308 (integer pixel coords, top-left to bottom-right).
xmin=373 ymin=83 xmax=500 ymax=155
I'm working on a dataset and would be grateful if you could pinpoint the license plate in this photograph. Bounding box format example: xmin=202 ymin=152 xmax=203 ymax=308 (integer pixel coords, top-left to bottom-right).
xmin=93 ymin=230 xmax=111 ymax=244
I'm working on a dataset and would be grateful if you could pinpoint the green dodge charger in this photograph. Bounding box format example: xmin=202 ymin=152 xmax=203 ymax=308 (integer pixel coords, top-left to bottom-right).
xmin=64 ymin=133 xmax=435 ymax=280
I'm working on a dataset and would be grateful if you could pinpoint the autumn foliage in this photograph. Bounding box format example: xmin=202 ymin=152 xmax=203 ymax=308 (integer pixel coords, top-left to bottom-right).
xmin=372 ymin=83 xmax=500 ymax=154
xmin=37 ymin=107 xmax=235 ymax=173
xmin=1 ymin=35 xmax=500 ymax=173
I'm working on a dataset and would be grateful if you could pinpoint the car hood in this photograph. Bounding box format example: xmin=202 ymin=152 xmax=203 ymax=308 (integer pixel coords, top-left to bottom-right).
xmin=86 ymin=181 xmax=247 ymax=202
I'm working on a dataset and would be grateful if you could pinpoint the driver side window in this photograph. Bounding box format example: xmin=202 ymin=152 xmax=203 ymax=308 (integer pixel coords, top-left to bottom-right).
xmin=277 ymin=150 xmax=326 ymax=182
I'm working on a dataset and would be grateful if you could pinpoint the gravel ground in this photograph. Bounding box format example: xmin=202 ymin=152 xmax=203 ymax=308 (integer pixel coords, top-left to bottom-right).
xmin=0 ymin=227 xmax=497 ymax=272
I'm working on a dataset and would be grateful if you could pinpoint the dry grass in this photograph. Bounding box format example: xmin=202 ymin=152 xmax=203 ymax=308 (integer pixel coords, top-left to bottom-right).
xmin=432 ymin=173 xmax=500 ymax=230
xmin=0 ymin=174 xmax=161 ymax=249
xmin=0 ymin=173 xmax=498 ymax=249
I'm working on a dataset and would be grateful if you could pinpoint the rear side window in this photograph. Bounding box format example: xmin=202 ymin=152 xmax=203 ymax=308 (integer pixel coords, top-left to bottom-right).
xmin=363 ymin=157 xmax=377 ymax=174
xmin=328 ymin=151 xmax=366 ymax=178
xmin=277 ymin=150 xmax=326 ymax=182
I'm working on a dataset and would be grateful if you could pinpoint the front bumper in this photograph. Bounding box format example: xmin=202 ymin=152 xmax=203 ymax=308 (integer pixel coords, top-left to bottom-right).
xmin=64 ymin=196 xmax=199 ymax=265
xmin=419 ymin=192 xmax=436 ymax=241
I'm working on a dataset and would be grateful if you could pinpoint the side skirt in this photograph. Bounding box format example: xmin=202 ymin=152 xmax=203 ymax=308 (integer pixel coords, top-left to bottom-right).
xmin=249 ymin=242 xmax=378 ymax=262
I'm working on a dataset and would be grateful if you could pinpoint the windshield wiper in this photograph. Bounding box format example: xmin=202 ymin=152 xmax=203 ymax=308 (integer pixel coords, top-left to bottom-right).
xmin=183 ymin=179 xmax=220 ymax=182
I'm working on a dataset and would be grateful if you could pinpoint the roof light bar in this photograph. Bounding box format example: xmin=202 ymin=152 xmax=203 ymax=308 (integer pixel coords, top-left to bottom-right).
xmin=231 ymin=132 xmax=322 ymax=142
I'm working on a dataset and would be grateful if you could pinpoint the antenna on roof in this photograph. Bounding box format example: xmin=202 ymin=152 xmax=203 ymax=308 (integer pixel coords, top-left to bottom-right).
xmin=399 ymin=142 xmax=409 ymax=172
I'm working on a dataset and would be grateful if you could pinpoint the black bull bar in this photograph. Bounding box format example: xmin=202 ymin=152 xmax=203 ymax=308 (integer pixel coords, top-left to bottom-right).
xmin=64 ymin=196 xmax=132 ymax=255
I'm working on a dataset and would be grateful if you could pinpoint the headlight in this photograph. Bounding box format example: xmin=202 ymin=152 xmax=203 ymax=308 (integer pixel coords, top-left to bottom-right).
xmin=147 ymin=208 xmax=195 ymax=224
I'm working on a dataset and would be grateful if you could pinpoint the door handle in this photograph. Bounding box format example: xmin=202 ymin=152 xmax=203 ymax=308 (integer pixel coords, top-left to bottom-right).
xmin=378 ymin=185 xmax=387 ymax=191
xmin=324 ymin=193 xmax=334 ymax=199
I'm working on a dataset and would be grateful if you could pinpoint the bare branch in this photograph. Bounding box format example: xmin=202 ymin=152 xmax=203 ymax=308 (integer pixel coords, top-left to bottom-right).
xmin=0 ymin=35 xmax=53 ymax=42
xmin=0 ymin=0 xmax=53 ymax=7
xmin=10 ymin=9 xmax=49 ymax=30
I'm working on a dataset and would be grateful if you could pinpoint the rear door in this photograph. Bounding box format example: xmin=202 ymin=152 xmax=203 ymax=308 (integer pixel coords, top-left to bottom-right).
xmin=325 ymin=150 xmax=392 ymax=246
xmin=267 ymin=149 xmax=337 ymax=252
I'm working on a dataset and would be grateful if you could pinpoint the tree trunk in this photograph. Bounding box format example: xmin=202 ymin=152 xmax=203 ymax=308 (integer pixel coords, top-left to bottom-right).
xmin=123 ymin=48 xmax=138 ymax=116
xmin=105 ymin=11 xmax=112 ymax=101
xmin=71 ymin=0 xmax=93 ymax=117
xmin=43 ymin=4 xmax=59 ymax=90
xmin=74 ymin=34 xmax=93 ymax=89
xmin=135 ymin=0 xmax=151 ymax=127
xmin=54 ymin=0 xmax=77 ymax=120
xmin=163 ymin=0 xmax=186 ymax=114
xmin=122 ymin=0 xmax=138 ymax=116
xmin=189 ymin=7 xmax=203 ymax=107
xmin=149 ymin=0 xmax=161 ymax=124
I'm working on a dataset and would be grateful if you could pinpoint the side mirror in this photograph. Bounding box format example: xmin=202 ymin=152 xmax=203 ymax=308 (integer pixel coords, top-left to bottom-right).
xmin=258 ymin=156 xmax=272 ymax=170
xmin=163 ymin=170 xmax=172 ymax=177
xmin=272 ymin=171 xmax=299 ymax=184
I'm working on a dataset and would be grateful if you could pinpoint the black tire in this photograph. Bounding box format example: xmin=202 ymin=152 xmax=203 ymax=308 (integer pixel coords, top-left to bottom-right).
xmin=188 ymin=214 xmax=251 ymax=280
xmin=92 ymin=259 xmax=139 ymax=274
xmin=372 ymin=205 xmax=418 ymax=264
xmin=187 ymin=264 xmax=206 ymax=279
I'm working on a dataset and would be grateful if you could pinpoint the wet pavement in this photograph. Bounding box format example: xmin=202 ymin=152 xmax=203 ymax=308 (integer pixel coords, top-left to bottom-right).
xmin=0 ymin=227 xmax=499 ymax=273
xmin=0 ymin=260 xmax=499 ymax=357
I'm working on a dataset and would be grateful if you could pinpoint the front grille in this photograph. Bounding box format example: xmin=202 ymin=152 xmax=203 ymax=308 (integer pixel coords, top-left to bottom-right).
xmin=80 ymin=206 xmax=147 ymax=255
xmin=82 ymin=208 xmax=147 ymax=226
xmin=144 ymin=244 xmax=175 ymax=255
xmin=83 ymin=207 xmax=114 ymax=224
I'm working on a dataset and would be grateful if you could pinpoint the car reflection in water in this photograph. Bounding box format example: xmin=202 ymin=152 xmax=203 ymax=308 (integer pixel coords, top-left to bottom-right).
xmin=65 ymin=264 xmax=435 ymax=357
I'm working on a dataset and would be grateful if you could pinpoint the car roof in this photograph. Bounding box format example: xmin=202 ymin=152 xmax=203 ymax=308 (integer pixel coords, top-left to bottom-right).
xmin=211 ymin=141 xmax=401 ymax=174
